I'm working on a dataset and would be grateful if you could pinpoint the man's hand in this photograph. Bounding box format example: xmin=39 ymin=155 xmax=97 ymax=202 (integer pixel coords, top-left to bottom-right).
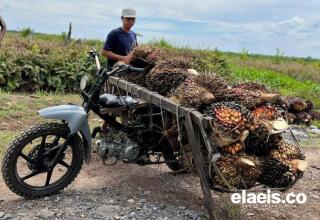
xmin=122 ymin=52 xmax=133 ymax=64
xmin=101 ymin=49 xmax=133 ymax=64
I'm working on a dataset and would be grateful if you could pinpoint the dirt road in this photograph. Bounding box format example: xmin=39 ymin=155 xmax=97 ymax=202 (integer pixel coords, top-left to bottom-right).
xmin=0 ymin=147 xmax=319 ymax=220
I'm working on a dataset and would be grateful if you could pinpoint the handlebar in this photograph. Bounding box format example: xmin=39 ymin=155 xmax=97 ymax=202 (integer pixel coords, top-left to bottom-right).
xmin=122 ymin=64 xmax=144 ymax=73
xmin=87 ymin=49 xmax=145 ymax=78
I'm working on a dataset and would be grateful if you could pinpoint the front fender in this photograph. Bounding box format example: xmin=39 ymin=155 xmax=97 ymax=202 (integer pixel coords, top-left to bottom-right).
xmin=38 ymin=104 xmax=92 ymax=162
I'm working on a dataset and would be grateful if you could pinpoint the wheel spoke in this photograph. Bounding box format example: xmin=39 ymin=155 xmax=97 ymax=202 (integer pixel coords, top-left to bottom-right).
xmin=58 ymin=160 xmax=70 ymax=169
xmin=37 ymin=145 xmax=61 ymax=160
xmin=20 ymin=153 xmax=35 ymax=164
xmin=21 ymin=170 xmax=42 ymax=180
xmin=45 ymin=170 xmax=53 ymax=186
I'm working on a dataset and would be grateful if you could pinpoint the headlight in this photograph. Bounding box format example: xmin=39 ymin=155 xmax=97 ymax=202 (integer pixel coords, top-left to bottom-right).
xmin=80 ymin=75 xmax=89 ymax=91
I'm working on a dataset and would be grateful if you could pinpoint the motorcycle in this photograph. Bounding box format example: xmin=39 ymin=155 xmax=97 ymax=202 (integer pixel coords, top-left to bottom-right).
xmin=1 ymin=50 xmax=184 ymax=198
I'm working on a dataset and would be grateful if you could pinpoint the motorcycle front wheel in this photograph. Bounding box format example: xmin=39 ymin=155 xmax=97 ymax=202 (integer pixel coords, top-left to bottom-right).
xmin=1 ymin=122 xmax=84 ymax=198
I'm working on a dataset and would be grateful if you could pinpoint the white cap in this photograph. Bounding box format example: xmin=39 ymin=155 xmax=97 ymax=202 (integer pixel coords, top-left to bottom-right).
xmin=122 ymin=7 xmax=136 ymax=18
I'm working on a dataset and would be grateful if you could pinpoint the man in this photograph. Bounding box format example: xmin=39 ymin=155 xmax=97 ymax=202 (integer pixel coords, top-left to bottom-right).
xmin=101 ymin=7 xmax=137 ymax=69
xmin=0 ymin=15 xmax=7 ymax=42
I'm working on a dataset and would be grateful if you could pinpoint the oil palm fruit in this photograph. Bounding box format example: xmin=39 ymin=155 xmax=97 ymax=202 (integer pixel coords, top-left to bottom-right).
xmin=269 ymin=140 xmax=305 ymax=160
xmin=132 ymin=45 xmax=155 ymax=59
xmin=287 ymin=97 xmax=313 ymax=113
xmin=146 ymin=49 xmax=166 ymax=62
xmin=245 ymin=133 xmax=283 ymax=156
xmin=193 ymin=71 xmax=228 ymax=94
xmin=251 ymin=105 xmax=278 ymax=121
xmin=258 ymin=157 xmax=307 ymax=188
xmin=170 ymin=77 xmax=215 ymax=109
xmin=223 ymin=142 xmax=244 ymax=155
xmin=310 ymin=111 xmax=320 ymax=120
xmin=131 ymin=45 xmax=166 ymax=63
xmin=233 ymin=82 xmax=270 ymax=93
xmin=285 ymin=112 xmax=297 ymax=124
xmin=205 ymin=102 xmax=251 ymax=147
xmin=210 ymin=155 xmax=260 ymax=189
xmin=206 ymin=102 xmax=251 ymax=132
xmin=145 ymin=67 xmax=188 ymax=96
xmin=215 ymin=87 xmax=279 ymax=110
xmin=294 ymin=112 xmax=312 ymax=125
xmin=155 ymin=57 xmax=191 ymax=70
xmin=114 ymin=70 xmax=147 ymax=87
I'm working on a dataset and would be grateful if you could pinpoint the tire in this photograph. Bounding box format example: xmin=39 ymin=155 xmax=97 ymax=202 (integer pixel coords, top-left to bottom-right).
xmin=1 ymin=122 xmax=84 ymax=198
xmin=163 ymin=152 xmax=188 ymax=172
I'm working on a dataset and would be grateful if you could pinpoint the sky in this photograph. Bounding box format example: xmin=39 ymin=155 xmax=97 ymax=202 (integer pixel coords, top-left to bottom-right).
xmin=1 ymin=0 xmax=320 ymax=58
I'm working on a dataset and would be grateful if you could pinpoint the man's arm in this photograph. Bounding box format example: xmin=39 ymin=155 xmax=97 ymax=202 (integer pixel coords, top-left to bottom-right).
xmin=100 ymin=49 xmax=133 ymax=64
xmin=0 ymin=15 xmax=7 ymax=42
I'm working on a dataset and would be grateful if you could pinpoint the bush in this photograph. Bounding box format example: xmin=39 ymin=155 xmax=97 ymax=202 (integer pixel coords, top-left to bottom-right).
xmin=0 ymin=34 xmax=106 ymax=92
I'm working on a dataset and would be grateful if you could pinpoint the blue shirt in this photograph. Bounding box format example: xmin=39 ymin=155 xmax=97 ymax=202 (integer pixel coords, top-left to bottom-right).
xmin=103 ymin=27 xmax=137 ymax=67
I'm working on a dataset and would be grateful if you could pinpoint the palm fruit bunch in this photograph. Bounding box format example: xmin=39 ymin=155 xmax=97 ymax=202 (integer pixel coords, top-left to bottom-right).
xmin=206 ymin=102 xmax=251 ymax=132
xmin=268 ymin=140 xmax=305 ymax=161
xmin=261 ymin=140 xmax=308 ymax=188
xmin=215 ymin=87 xmax=280 ymax=110
xmin=132 ymin=45 xmax=155 ymax=58
xmin=205 ymin=102 xmax=251 ymax=147
xmin=130 ymin=45 xmax=166 ymax=71
xmin=145 ymin=67 xmax=188 ymax=96
xmin=114 ymin=69 xmax=147 ymax=87
xmin=258 ymin=157 xmax=307 ymax=188
xmin=222 ymin=142 xmax=244 ymax=155
xmin=310 ymin=110 xmax=320 ymax=120
xmin=155 ymin=57 xmax=192 ymax=70
xmin=285 ymin=112 xmax=297 ymax=124
xmin=276 ymin=96 xmax=314 ymax=125
xmin=244 ymin=105 xmax=285 ymax=156
xmin=286 ymin=97 xmax=313 ymax=113
xmin=294 ymin=112 xmax=312 ymax=125
xmin=192 ymin=71 xmax=228 ymax=94
xmin=131 ymin=45 xmax=169 ymax=63
xmin=245 ymin=133 xmax=283 ymax=156
xmin=246 ymin=115 xmax=289 ymax=156
xmin=233 ymin=82 xmax=271 ymax=93
xmin=131 ymin=45 xmax=165 ymax=62
xmin=170 ymin=77 xmax=215 ymax=109
xmin=210 ymin=154 xmax=261 ymax=189
xmin=251 ymin=105 xmax=279 ymax=121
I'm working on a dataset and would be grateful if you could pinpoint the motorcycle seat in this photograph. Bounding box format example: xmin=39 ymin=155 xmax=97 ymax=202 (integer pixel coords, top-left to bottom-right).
xmin=98 ymin=94 xmax=139 ymax=108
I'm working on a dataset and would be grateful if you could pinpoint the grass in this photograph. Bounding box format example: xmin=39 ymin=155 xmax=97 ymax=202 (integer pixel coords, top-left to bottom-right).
xmin=0 ymin=91 xmax=104 ymax=157
xmin=222 ymin=49 xmax=320 ymax=80
xmin=0 ymin=92 xmax=81 ymax=125
xmin=312 ymin=120 xmax=320 ymax=128
xmin=0 ymin=131 xmax=16 ymax=156
xmin=229 ymin=65 xmax=320 ymax=109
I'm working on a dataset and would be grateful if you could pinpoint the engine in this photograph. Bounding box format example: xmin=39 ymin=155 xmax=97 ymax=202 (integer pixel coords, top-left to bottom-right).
xmin=93 ymin=128 xmax=140 ymax=162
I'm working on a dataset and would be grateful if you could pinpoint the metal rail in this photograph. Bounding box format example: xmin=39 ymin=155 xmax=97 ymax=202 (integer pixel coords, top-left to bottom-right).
xmin=108 ymin=76 xmax=219 ymax=219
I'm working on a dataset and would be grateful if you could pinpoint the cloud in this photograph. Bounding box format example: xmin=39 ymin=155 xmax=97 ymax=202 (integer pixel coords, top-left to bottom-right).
xmin=1 ymin=0 xmax=320 ymax=57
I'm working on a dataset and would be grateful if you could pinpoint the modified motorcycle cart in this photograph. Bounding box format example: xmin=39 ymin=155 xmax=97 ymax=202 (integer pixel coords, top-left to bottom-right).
xmin=2 ymin=50 xmax=303 ymax=220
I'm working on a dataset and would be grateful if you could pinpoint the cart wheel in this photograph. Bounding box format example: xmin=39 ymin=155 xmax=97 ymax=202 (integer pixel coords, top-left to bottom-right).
xmin=163 ymin=152 xmax=188 ymax=172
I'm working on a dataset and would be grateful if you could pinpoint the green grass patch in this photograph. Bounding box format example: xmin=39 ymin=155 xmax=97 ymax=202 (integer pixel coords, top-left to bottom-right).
xmin=229 ymin=65 xmax=320 ymax=109
xmin=312 ymin=120 xmax=320 ymax=128
xmin=0 ymin=92 xmax=102 ymax=157
xmin=0 ymin=130 xmax=17 ymax=157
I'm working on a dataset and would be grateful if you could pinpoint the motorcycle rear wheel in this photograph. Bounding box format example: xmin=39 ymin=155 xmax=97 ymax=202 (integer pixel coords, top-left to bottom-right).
xmin=1 ymin=122 xmax=84 ymax=198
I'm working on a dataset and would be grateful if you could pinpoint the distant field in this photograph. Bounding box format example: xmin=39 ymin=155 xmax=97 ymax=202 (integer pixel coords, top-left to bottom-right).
xmin=0 ymin=30 xmax=320 ymax=109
